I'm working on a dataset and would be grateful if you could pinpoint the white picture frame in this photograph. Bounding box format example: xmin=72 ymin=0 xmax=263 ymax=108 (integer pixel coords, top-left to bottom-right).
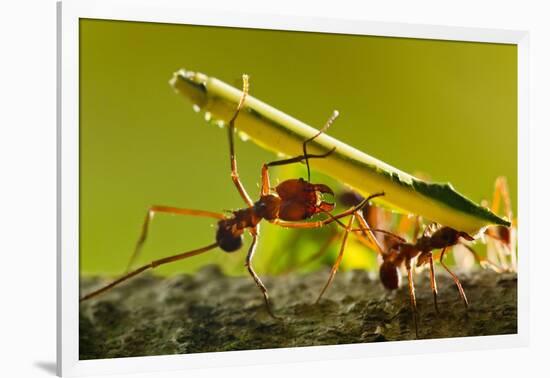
xmin=57 ymin=0 xmax=529 ymax=376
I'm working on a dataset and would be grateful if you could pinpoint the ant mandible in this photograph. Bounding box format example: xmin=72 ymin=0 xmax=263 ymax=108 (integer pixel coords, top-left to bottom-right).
xmin=80 ymin=74 xmax=378 ymax=318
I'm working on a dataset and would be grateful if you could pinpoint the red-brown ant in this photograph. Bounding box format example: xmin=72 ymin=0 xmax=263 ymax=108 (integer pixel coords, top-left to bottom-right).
xmin=80 ymin=74 xmax=379 ymax=318
xmin=317 ymin=189 xmax=510 ymax=337
xmin=376 ymin=225 xmax=474 ymax=335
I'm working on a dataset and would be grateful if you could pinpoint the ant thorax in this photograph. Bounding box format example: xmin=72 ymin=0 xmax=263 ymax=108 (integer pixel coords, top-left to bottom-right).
xmin=254 ymin=194 xmax=281 ymax=221
xmin=391 ymin=242 xmax=419 ymax=263
xmin=415 ymin=236 xmax=433 ymax=252
xmin=215 ymin=208 xmax=262 ymax=253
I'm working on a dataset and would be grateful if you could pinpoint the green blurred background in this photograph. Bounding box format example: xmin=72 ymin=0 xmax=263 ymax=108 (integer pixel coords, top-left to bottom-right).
xmin=80 ymin=19 xmax=517 ymax=276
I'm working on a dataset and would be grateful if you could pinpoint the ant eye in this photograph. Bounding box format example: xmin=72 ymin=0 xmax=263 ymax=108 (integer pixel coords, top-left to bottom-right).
xmin=442 ymin=228 xmax=455 ymax=242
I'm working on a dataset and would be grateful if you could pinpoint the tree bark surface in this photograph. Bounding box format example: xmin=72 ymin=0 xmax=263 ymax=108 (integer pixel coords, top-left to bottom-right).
xmin=79 ymin=267 xmax=517 ymax=359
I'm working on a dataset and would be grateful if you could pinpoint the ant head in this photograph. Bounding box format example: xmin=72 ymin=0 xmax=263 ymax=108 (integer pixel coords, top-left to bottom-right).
xmin=379 ymin=259 xmax=401 ymax=290
xmin=486 ymin=225 xmax=510 ymax=245
xmin=337 ymin=190 xmax=364 ymax=207
xmin=275 ymin=178 xmax=335 ymax=221
xmin=216 ymin=220 xmax=243 ymax=253
xmin=430 ymin=227 xmax=475 ymax=249
xmin=429 ymin=227 xmax=460 ymax=248
xmin=458 ymin=231 xmax=475 ymax=241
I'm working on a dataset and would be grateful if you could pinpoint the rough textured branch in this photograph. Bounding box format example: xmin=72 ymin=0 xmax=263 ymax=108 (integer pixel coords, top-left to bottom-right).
xmin=80 ymin=266 xmax=517 ymax=359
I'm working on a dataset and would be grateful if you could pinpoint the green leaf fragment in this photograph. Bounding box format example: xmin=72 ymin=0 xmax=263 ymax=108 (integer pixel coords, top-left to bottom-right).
xmin=170 ymin=69 xmax=510 ymax=234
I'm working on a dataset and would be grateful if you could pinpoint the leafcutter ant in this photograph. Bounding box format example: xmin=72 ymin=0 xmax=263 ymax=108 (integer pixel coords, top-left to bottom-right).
xmin=306 ymin=187 xmax=512 ymax=337
xmin=80 ymin=74 xmax=379 ymax=318
xmin=363 ymin=221 xmax=509 ymax=337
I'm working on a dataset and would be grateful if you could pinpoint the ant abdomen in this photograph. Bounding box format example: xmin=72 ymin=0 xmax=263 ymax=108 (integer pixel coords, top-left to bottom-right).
xmin=380 ymin=260 xmax=401 ymax=290
xmin=216 ymin=220 xmax=243 ymax=252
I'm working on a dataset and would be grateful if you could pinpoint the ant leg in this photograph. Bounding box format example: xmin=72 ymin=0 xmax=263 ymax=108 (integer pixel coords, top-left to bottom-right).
xmin=352 ymin=211 xmax=406 ymax=253
xmin=260 ymin=164 xmax=271 ymax=196
xmin=80 ymin=242 xmax=219 ymax=302
xmin=245 ymin=225 xmax=278 ymax=319
xmin=486 ymin=232 xmax=510 ymax=273
xmin=227 ymin=74 xmax=254 ymax=207
xmin=351 ymin=230 xmax=381 ymax=254
xmin=260 ymin=110 xmax=339 ymax=194
xmin=354 ymin=210 xmax=386 ymax=255
xmin=347 ymin=210 xmax=402 ymax=259
xmin=125 ymin=206 xmax=225 ymax=273
xmin=412 ymin=216 xmax=421 ymax=244
xmin=395 ymin=214 xmax=421 ymax=243
xmin=303 ymin=110 xmax=339 ymax=182
xmin=461 ymin=243 xmax=504 ymax=273
xmin=314 ymin=202 xmax=387 ymax=255
xmin=427 ymin=253 xmax=439 ymax=314
xmin=488 ymin=177 xmax=515 ymax=271
xmin=316 ymin=214 xmax=355 ymax=303
xmin=495 ymin=177 xmax=517 ymax=272
xmin=491 ymin=177 xmax=512 ymax=218
xmin=271 ymin=192 xmax=385 ymax=230
xmin=439 ymin=247 xmax=469 ymax=308
xmin=405 ymin=259 xmax=419 ymax=339
xmin=260 ymin=150 xmax=336 ymax=195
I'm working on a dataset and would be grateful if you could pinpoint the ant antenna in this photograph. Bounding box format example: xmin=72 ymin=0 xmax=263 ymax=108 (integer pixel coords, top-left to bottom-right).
xmin=235 ymin=75 xmax=249 ymax=115
xmin=303 ymin=110 xmax=339 ymax=182
xmin=352 ymin=225 xmax=407 ymax=242
xmin=80 ymin=242 xmax=219 ymax=302
xmin=228 ymin=74 xmax=249 ymax=172
xmin=319 ymin=205 xmax=403 ymax=241
xmin=315 ymin=205 xmax=349 ymax=229
xmin=316 ymin=191 xmax=392 ymax=233
xmin=347 ymin=192 xmax=406 ymax=243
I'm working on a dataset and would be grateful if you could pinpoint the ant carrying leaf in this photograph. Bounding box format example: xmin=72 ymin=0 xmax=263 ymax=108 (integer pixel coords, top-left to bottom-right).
xmin=80 ymin=74 xmax=380 ymax=318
